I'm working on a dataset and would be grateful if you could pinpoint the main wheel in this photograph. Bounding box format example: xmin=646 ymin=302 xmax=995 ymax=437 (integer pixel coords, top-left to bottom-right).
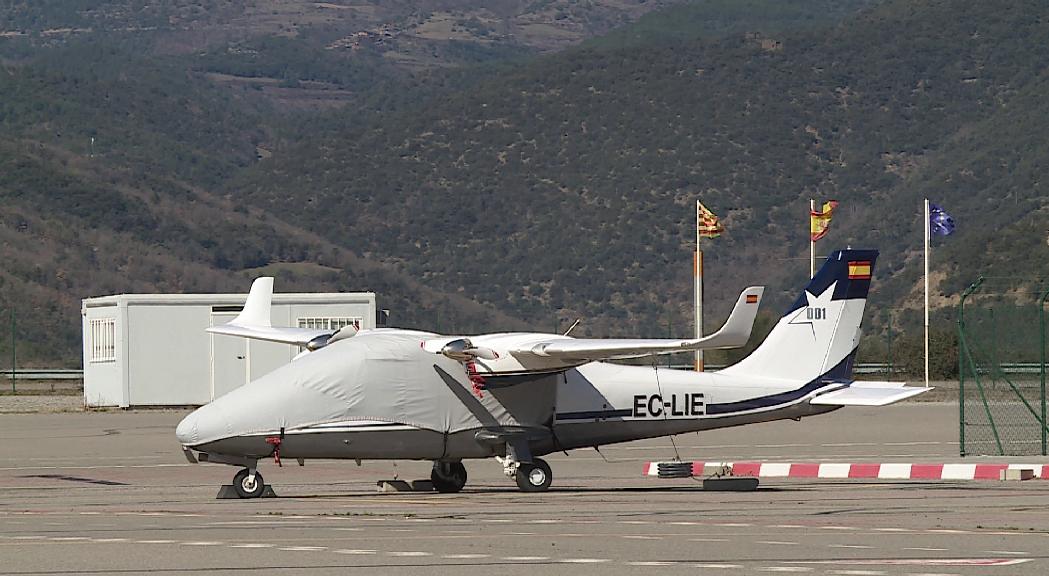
xmin=431 ymin=461 xmax=468 ymax=493
xmin=515 ymin=458 xmax=552 ymax=492
xmin=233 ymin=468 xmax=265 ymax=499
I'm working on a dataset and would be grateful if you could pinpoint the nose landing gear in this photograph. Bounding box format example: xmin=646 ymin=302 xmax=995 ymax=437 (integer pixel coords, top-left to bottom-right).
xmin=233 ymin=468 xmax=266 ymax=499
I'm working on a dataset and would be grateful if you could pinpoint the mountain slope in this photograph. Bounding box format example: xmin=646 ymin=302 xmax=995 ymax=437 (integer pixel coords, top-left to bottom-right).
xmin=235 ymin=0 xmax=1049 ymax=342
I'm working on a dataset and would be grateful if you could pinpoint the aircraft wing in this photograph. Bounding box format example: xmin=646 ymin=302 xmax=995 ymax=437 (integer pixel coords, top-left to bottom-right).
xmin=513 ymin=286 xmax=764 ymax=362
xmin=810 ymin=381 xmax=930 ymax=406
xmin=205 ymin=277 xmax=334 ymax=348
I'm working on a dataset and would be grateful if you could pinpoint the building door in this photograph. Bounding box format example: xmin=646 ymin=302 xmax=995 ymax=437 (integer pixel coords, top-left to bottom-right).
xmin=210 ymin=312 xmax=248 ymax=400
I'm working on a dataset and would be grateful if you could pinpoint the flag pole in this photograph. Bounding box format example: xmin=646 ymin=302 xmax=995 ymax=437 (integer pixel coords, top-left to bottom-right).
xmin=695 ymin=200 xmax=704 ymax=372
xmin=809 ymin=198 xmax=815 ymax=278
xmin=924 ymin=198 xmax=930 ymax=388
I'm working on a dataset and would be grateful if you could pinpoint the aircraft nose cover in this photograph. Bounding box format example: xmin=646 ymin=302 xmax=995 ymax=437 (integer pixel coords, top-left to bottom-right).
xmin=179 ymin=331 xmax=503 ymax=446
xmin=175 ymin=411 xmax=198 ymax=445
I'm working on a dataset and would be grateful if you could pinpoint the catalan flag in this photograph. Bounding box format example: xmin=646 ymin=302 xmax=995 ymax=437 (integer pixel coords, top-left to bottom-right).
xmin=810 ymin=200 xmax=839 ymax=242
xmin=697 ymin=201 xmax=724 ymax=238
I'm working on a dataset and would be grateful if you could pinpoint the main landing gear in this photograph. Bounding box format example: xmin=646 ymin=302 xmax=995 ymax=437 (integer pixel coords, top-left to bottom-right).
xmin=431 ymin=461 xmax=468 ymax=493
xmin=515 ymin=459 xmax=552 ymax=492
xmin=497 ymin=455 xmax=553 ymax=492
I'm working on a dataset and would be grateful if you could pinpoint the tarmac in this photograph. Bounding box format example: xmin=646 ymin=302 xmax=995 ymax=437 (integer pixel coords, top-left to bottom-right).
xmin=1 ymin=401 xmax=1047 ymax=575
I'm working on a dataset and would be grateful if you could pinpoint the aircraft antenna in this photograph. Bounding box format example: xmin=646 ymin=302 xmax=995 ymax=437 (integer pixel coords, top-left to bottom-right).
xmin=562 ymin=318 xmax=581 ymax=336
xmin=651 ymin=358 xmax=683 ymax=462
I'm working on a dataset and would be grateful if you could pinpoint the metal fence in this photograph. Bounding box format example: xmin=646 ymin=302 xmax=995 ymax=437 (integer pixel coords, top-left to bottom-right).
xmin=957 ymin=277 xmax=1048 ymax=456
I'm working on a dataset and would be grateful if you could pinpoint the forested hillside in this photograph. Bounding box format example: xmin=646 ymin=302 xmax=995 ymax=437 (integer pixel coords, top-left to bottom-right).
xmin=1 ymin=0 xmax=1045 ymax=370
xmin=235 ymin=0 xmax=1049 ymax=343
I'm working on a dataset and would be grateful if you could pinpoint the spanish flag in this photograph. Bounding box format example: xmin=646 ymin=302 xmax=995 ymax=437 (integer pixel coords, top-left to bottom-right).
xmin=698 ymin=201 xmax=724 ymax=239
xmin=810 ymin=200 xmax=839 ymax=242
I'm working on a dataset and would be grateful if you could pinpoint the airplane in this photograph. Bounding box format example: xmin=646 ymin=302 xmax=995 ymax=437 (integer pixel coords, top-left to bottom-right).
xmin=176 ymin=249 xmax=928 ymax=497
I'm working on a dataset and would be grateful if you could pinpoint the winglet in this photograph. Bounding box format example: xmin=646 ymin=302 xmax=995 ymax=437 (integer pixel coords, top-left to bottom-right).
xmin=230 ymin=277 xmax=273 ymax=328
xmin=698 ymin=286 xmax=764 ymax=349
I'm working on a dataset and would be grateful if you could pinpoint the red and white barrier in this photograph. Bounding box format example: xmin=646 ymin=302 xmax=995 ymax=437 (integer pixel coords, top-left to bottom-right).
xmin=643 ymin=461 xmax=1049 ymax=481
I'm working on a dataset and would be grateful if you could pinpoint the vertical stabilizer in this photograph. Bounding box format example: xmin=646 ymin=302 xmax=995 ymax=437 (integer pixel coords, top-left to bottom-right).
xmin=719 ymin=250 xmax=877 ymax=382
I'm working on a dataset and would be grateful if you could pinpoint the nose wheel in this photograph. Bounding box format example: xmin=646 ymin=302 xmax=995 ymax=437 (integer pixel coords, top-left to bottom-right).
xmin=515 ymin=458 xmax=552 ymax=492
xmin=431 ymin=461 xmax=468 ymax=493
xmin=233 ymin=468 xmax=265 ymax=499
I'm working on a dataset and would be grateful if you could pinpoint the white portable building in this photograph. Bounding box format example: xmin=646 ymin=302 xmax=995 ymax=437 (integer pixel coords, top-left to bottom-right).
xmin=82 ymin=291 xmax=376 ymax=407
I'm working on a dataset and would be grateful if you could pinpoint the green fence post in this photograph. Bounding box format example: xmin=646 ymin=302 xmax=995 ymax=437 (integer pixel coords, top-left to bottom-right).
xmin=1039 ymin=287 xmax=1049 ymax=457
xmin=958 ymin=277 xmax=984 ymax=457
xmin=887 ymin=310 xmax=893 ymax=377
xmin=9 ymin=307 xmax=14 ymax=394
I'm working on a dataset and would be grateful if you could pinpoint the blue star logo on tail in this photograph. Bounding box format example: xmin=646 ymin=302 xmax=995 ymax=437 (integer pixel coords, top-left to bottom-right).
xmin=787 ymin=281 xmax=837 ymax=341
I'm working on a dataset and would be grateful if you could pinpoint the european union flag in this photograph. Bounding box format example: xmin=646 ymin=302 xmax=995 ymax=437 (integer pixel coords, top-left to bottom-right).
xmin=929 ymin=203 xmax=955 ymax=236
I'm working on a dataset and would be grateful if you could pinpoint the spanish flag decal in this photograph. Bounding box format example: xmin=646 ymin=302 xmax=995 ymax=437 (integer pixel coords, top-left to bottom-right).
xmin=746 ymin=294 xmax=759 ymax=304
xmin=848 ymin=261 xmax=872 ymax=280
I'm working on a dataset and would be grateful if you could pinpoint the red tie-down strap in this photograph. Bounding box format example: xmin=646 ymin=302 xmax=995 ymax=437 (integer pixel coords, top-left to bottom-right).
xmin=465 ymin=361 xmax=486 ymax=398
xmin=265 ymin=435 xmax=283 ymax=467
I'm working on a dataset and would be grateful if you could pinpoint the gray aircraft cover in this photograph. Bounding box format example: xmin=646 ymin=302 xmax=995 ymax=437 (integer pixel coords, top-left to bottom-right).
xmin=178 ymin=330 xmax=541 ymax=446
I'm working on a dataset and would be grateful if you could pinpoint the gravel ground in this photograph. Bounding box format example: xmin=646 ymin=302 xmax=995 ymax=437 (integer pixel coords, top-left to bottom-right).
xmin=0 ymin=394 xmax=87 ymax=413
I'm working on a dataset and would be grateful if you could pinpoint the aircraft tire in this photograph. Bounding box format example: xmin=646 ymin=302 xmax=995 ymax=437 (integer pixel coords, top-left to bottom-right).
xmin=233 ymin=469 xmax=265 ymax=499
xmin=431 ymin=461 xmax=468 ymax=493
xmin=515 ymin=458 xmax=552 ymax=492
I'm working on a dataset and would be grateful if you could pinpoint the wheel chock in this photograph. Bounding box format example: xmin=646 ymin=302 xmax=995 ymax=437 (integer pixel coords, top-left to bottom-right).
xmin=216 ymin=484 xmax=278 ymax=499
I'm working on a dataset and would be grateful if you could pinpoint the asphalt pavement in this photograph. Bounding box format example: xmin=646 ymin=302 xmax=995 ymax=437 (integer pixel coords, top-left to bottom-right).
xmin=1 ymin=402 xmax=1047 ymax=575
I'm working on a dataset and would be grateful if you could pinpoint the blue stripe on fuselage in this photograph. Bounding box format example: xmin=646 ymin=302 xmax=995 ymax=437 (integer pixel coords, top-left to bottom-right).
xmin=555 ymin=349 xmax=858 ymax=421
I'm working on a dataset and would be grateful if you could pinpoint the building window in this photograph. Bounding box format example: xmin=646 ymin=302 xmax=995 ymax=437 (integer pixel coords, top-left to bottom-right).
xmin=297 ymin=317 xmax=362 ymax=331
xmin=89 ymin=318 xmax=116 ymax=363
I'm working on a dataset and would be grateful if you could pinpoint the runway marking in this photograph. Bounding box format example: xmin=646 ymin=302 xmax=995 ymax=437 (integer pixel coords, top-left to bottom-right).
xmin=820 ymin=526 xmax=858 ymax=530
xmin=230 ymin=543 xmax=274 ymax=548
xmin=628 ymin=561 xmax=677 ymax=566
xmin=618 ymin=521 xmax=652 ymax=525
xmin=50 ymin=537 xmax=90 ymax=541
xmin=926 ymin=529 xmax=970 ymax=534
xmin=621 ymin=535 xmax=662 ymax=540
xmin=280 ymin=546 xmax=327 ymax=551
xmin=829 ymin=544 xmax=875 ymax=549
xmin=502 ymin=556 xmax=549 ymax=561
xmin=828 ymin=571 xmax=886 ymax=575
xmin=507 ymin=532 xmax=535 ymax=535
xmin=694 ymin=563 xmax=743 ymax=569
xmin=758 ymin=568 xmax=813 ymax=573
xmin=560 ymin=558 xmax=610 ymax=563
xmin=770 ymin=524 xmax=805 ymax=529
xmin=387 ymin=551 xmax=432 ymax=557
xmin=333 ymin=549 xmax=376 ymax=555
xmin=181 ymin=541 xmax=223 ymax=546
xmin=714 ymin=522 xmax=751 ymax=527
xmin=873 ymin=528 xmax=912 ymax=532
xmin=530 ymin=519 xmax=559 ymax=524
xmin=91 ymin=538 xmax=128 ymax=543
xmin=443 ymin=554 xmax=490 ymax=559
xmin=136 ymin=540 xmax=176 ymax=544
xmin=668 ymin=521 xmax=699 ymax=526
xmin=11 ymin=536 xmax=46 ymax=540
xmin=984 ymin=550 xmax=1028 ymax=555
xmin=904 ymin=548 xmax=949 ymax=552
xmin=759 ymin=541 xmax=799 ymax=546
xmin=790 ymin=559 xmax=1033 ymax=566
xmin=689 ymin=538 xmax=730 ymax=542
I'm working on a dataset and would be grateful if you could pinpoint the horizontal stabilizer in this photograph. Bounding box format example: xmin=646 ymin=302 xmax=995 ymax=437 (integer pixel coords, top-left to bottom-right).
xmin=519 ymin=286 xmax=764 ymax=361
xmin=810 ymin=381 xmax=930 ymax=406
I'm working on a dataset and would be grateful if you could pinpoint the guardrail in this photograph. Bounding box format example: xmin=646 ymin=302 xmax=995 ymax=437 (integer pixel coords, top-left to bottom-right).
xmin=0 ymin=369 xmax=83 ymax=380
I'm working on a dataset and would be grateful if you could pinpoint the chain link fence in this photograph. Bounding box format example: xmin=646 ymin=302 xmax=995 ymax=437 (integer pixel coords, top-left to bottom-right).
xmin=958 ymin=277 xmax=1048 ymax=456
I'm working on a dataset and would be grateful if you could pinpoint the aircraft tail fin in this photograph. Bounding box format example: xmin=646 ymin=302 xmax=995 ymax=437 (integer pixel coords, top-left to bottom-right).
xmin=719 ymin=249 xmax=877 ymax=383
